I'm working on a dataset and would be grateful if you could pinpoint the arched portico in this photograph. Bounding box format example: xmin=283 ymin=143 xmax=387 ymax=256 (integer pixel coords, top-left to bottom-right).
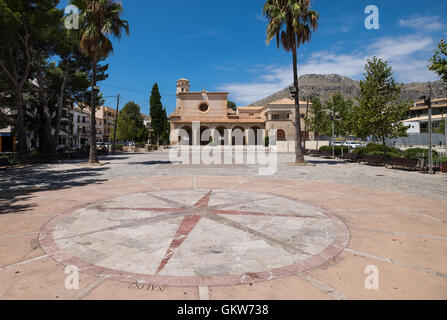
xmin=232 ymin=126 xmax=246 ymax=146
xmin=178 ymin=126 xmax=192 ymax=146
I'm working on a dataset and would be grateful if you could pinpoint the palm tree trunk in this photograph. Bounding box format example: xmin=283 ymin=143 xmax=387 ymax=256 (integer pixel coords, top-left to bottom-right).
xmin=292 ymin=45 xmax=305 ymax=164
xmin=89 ymin=53 xmax=99 ymax=164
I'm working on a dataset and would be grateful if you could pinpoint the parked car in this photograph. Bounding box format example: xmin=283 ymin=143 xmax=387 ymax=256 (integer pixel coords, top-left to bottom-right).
xmin=343 ymin=141 xmax=362 ymax=149
xmin=55 ymin=144 xmax=67 ymax=153
xmin=331 ymin=141 xmax=344 ymax=146
xmin=96 ymin=142 xmax=107 ymax=151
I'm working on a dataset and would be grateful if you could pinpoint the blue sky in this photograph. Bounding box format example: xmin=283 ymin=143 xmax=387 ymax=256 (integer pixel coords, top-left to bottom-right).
xmin=59 ymin=0 xmax=447 ymax=115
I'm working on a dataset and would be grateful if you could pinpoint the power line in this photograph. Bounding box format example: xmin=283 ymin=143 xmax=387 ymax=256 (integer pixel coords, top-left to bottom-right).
xmin=100 ymin=82 xmax=271 ymax=99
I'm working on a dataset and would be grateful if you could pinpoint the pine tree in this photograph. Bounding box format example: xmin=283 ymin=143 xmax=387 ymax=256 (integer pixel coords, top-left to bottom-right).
xmin=149 ymin=83 xmax=164 ymax=146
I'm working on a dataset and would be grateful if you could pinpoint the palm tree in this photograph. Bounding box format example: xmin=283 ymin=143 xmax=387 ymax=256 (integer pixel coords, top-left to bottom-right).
xmin=71 ymin=0 xmax=129 ymax=164
xmin=263 ymin=0 xmax=319 ymax=163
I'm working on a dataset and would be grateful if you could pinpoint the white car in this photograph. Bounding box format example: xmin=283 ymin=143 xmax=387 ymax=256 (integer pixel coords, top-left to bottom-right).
xmin=343 ymin=141 xmax=362 ymax=149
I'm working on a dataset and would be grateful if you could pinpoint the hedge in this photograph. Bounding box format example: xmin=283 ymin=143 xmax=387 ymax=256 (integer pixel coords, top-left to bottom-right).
xmin=403 ymin=148 xmax=439 ymax=160
xmin=353 ymin=144 xmax=401 ymax=158
xmin=365 ymin=151 xmax=402 ymax=159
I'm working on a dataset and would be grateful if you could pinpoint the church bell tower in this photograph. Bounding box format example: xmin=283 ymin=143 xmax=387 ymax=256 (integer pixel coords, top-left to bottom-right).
xmin=176 ymin=78 xmax=190 ymax=94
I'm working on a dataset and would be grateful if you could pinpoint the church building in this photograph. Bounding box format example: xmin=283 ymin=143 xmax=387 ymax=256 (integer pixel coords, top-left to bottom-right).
xmin=169 ymin=78 xmax=313 ymax=151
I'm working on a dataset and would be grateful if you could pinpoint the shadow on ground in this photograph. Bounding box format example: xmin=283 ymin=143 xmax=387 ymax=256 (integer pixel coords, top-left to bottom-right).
xmin=307 ymin=160 xmax=347 ymax=165
xmin=128 ymin=161 xmax=173 ymax=165
xmin=0 ymin=165 xmax=109 ymax=215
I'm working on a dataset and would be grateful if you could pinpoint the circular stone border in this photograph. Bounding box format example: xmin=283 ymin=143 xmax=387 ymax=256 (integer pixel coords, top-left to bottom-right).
xmin=39 ymin=189 xmax=350 ymax=287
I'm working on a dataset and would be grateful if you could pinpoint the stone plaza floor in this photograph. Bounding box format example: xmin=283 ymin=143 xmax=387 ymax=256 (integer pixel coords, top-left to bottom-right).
xmin=0 ymin=151 xmax=446 ymax=300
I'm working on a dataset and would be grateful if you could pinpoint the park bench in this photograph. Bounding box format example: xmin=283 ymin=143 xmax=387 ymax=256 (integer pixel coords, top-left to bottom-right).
xmin=387 ymin=157 xmax=419 ymax=170
xmin=0 ymin=158 xmax=11 ymax=170
xmin=341 ymin=153 xmax=359 ymax=162
xmin=362 ymin=155 xmax=384 ymax=166
xmin=308 ymin=150 xmax=321 ymax=157
xmin=320 ymin=151 xmax=333 ymax=159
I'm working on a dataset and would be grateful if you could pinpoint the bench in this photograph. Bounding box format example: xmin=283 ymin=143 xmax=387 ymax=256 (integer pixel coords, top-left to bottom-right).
xmin=388 ymin=157 xmax=419 ymax=170
xmin=362 ymin=155 xmax=384 ymax=166
xmin=341 ymin=153 xmax=359 ymax=162
xmin=320 ymin=151 xmax=333 ymax=159
xmin=308 ymin=150 xmax=321 ymax=157
xmin=0 ymin=158 xmax=11 ymax=170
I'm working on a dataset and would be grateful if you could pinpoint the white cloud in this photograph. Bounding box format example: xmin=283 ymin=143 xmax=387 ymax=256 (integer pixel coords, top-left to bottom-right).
xmin=398 ymin=15 xmax=445 ymax=32
xmin=218 ymin=34 xmax=439 ymax=105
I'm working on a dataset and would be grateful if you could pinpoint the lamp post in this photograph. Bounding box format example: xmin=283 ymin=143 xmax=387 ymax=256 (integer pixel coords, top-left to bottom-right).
xmin=112 ymin=94 xmax=120 ymax=155
xmin=420 ymin=83 xmax=433 ymax=175
xmin=444 ymin=113 xmax=447 ymax=154
xmin=331 ymin=105 xmax=335 ymax=158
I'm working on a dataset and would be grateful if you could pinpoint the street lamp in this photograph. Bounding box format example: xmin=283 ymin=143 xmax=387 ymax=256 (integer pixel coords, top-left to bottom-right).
xmin=289 ymin=86 xmax=298 ymax=100
xmin=420 ymin=83 xmax=433 ymax=175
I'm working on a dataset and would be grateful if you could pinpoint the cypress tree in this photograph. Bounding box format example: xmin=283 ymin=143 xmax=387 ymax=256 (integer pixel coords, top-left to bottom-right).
xmin=149 ymin=83 xmax=164 ymax=145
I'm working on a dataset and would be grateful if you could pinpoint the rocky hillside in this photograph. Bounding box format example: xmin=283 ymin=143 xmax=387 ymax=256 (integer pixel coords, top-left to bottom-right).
xmin=249 ymin=74 xmax=447 ymax=105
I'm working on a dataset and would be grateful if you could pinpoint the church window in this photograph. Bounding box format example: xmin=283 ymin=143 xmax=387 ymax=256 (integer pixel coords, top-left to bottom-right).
xmin=199 ymin=103 xmax=209 ymax=112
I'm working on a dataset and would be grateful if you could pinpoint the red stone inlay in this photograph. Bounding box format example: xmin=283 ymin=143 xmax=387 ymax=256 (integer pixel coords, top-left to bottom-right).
xmin=155 ymin=191 xmax=212 ymax=274
xmin=39 ymin=189 xmax=350 ymax=287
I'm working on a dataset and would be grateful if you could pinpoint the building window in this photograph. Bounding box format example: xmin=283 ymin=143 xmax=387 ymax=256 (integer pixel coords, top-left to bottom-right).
xmin=272 ymin=114 xmax=280 ymax=121
xmin=277 ymin=129 xmax=286 ymax=141
xmin=199 ymin=103 xmax=209 ymax=113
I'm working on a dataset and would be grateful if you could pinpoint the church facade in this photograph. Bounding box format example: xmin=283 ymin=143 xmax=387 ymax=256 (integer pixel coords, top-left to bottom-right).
xmin=169 ymin=79 xmax=314 ymax=149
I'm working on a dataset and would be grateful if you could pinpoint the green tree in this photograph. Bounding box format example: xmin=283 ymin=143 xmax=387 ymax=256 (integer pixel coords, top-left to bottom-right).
xmin=264 ymin=0 xmax=319 ymax=164
xmin=352 ymin=57 xmax=411 ymax=155
xmin=0 ymin=0 xmax=48 ymax=154
xmin=116 ymin=102 xmax=147 ymax=142
xmin=304 ymin=96 xmax=330 ymax=150
xmin=227 ymin=100 xmax=237 ymax=112
xmin=429 ymin=39 xmax=447 ymax=89
xmin=161 ymin=108 xmax=170 ymax=146
xmin=72 ymin=0 xmax=129 ymax=164
xmin=325 ymin=93 xmax=355 ymax=137
xmin=149 ymin=83 xmax=165 ymax=146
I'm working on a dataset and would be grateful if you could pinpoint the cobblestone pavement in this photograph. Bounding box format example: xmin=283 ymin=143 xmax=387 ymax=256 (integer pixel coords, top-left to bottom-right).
xmin=0 ymin=151 xmax=446 ymax=300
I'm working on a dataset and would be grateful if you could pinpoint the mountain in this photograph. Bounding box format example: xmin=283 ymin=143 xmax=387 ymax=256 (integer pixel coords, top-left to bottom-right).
xmin=249 ymin=74 xmax=447 ymax=106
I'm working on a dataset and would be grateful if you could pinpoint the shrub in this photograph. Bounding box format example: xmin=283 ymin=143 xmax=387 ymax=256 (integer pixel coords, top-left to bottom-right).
xmin=319 ymin=145 xmax=349 ymax=156
xmin=112 ymin=144 xmax=123 ymax=151
xmin=353 ymin=144 xmax=401 ymax=158
xmin=403 ymin=148 xmax=439 ymax=160
xmin=366 ymin=151 xmax=401 ymax=159
xmin=29 ymin=150 xmax=44 ymax=158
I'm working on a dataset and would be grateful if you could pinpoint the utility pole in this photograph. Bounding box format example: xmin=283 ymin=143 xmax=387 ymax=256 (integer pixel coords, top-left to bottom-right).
xmin=331 ymin=104 xmax=335 ymax=158
xmin=444 ymin=113 xmax=447 ymax=154
xmin=112 ymin=94 xmax=120 ymax=155
xmin=428 ymin=84 xmax=433 ymax=175
xmin=420 ymin=84 xmax=434 ymax=175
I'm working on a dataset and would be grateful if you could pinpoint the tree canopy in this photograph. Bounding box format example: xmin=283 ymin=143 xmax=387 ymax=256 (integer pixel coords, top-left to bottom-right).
xmin=116 ymin=102 xmax=147 ymax=142
xmin=325 ymin=93 xmax=355 ymax=137
xmin=429 ymin=39 xmax=447 ymax=89
xmin=352 ymin=57 xmax=411 ymax=150
xmin=227 ymin=100 xmax=237 ymax=111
